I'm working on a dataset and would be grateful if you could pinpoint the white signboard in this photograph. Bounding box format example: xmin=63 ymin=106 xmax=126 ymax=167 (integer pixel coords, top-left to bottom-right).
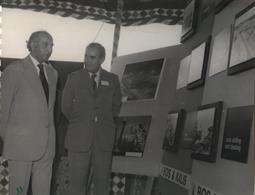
xmin=159 ymin=163 xmax=191 ymax=190
xmin=193 ymin=182 xmax=222 ymax=195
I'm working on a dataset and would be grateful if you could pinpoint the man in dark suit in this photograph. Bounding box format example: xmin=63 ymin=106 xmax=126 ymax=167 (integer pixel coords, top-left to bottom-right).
xmin=62 ymin=43 xmax=122 ymax=195
xmin=1 ymin=31 xmax=58 ymax=195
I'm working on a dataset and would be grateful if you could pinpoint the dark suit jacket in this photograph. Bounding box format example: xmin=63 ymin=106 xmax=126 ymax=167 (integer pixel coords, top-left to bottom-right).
xmin=61 ymin=68 xmax=122 ymax=152
xmin=1 ymin=56 xmax=58 ymax=161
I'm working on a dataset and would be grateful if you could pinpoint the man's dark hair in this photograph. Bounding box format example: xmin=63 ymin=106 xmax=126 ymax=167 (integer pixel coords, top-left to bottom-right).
xmin=87 ymin=42 xmax=106 ymax=59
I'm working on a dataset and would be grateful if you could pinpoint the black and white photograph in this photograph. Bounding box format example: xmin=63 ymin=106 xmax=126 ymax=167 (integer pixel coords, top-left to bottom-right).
xmin=162 ymin=110 xmax=185 ymax=152
xmin=221 ymin=106 xmax=254 ymax=163
xmin=191 ymin=102 xmax=223 ymax=162
xmin=176 ymin=54 xmax=191 ymax=89
xmin=121 ymin=58 xmax=165 ymax=101
xmin=187 ymin=36 xmax=211 ymax=89
xmin=209 ymin=26 xmax=231 ymax=76
xmin=1 ymin=1 xmax=255 ymax=195
xmin=181 ymin=0 xmax=199 ymax=42
xmin=228 ymin=2 xmax=255 ymax=74
xmin=113 ymin=116 xmax=152 ymax=157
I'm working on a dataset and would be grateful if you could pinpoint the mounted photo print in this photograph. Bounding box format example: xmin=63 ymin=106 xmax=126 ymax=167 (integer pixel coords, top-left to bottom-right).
xmin=176 ymin=54 xmax=191 ymax=89
xmin=191 ymin=101 xmax=223 ymax=162
xmin=209 ymin=26 xmax=231 ymax=76
xmin=180 ymin=0 xmax=199 ymax=43
xmin=221 ymin=106 xmax=254 ymax=163
xmin=121 ymin=58 xmax=165 ymax=102
xmin=162 ymin=109 xmax=185 ymax=152
xmin=228 ymin=2 xmax=255 ymax=74
xmin=113 ymin=115 xmax=152 ymax=157
xmin=187 ymin=36 xmax=211 ymax=89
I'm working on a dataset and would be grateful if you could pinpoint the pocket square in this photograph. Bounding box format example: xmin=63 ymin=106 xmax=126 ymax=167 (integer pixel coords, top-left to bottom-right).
xmin=101 ymin=80 xmax=109 ymax=86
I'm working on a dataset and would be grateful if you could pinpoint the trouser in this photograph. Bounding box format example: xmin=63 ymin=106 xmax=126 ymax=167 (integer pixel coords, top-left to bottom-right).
xmin=8 ymin=149 xmax=53 ymax=195
xmin=68 ymin=144 xmax=112 ymax=195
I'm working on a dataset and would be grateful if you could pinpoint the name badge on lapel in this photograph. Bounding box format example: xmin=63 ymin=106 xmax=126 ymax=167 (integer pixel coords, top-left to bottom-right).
xmin=101 ymin=80 xmax=109 ymax=86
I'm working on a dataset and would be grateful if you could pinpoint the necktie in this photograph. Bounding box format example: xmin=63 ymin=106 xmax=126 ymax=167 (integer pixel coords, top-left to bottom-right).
xmin=38 ymin=64 xmax=49 ymax=103
xmin=91 ymin=73 xmax=97 ymax=90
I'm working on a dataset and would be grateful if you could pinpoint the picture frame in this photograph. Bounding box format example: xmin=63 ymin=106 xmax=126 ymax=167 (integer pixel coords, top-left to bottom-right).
xmin=120 ymin=58 xmax=165 ymax=102
xmin=215 ymin=0 xmax=233 ymax=14
xmin=176 ymin=54 xmax=191 ymax=89
xmin=221 ymin=106 xmax=254 ymax=163
xmin=112 ymin=115 xmax=152 ymax=157
xmin=191 ymin=101 xmax=223 ymax=162
xmin=209 ymin=26 xmax=231 ymax=76
xmin=180 ymin=0 xmax=199 ymax=43
xmin=162 ymin=109 xmax=185 ymax=152
xmin=228 ymin=2 xmax=255 ymax=75
xmin=187 ymin=36 xmax=211 ymax=89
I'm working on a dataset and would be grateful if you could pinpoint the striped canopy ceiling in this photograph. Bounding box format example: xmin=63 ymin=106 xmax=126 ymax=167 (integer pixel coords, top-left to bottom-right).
xmin=1 ymin=0 xmax=186 ymax=25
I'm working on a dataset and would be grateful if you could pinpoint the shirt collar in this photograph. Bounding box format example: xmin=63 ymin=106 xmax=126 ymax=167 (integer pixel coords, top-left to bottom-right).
xmin=29 ymin=54 xmax=40 ymax=68
xmin=84 ymin=66 xmax=101 ymax=77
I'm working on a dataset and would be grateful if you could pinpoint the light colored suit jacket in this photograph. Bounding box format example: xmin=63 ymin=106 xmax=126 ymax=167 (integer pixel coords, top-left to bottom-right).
xmin=1 ymin=56 xmax=58 ymax=161
xmin=62 ymin=68 xmax=121 ymax=152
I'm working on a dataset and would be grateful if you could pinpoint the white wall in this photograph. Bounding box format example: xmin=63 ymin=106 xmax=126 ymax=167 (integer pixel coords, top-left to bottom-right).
xmin=2 ymin=8 xmax=114 ymax=70
xmin=1 ymin=8 xmax=181 ymax=71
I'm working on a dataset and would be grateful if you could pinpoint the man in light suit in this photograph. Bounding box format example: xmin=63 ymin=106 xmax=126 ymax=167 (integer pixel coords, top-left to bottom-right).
xmin=1 ymin=31 xmax=58 ymax=195
xmin=62 ymin=43 xmax=122 ymax=195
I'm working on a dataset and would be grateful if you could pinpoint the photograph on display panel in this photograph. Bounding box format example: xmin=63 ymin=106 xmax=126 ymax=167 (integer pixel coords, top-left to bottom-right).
xmin=209 ymin=26 xmax=231 ymax=76
xmin=180 ymin=0 xmax=199 ymax=43
xmin=176 ymin=54 xmax=191 ymax=89
xmin=113 ymin=116 xmax=152 ymax=157
xmin=228 ymin=2 xmax=255 ymax=74
xmin=221 ymin=106 xmax=254 ymax=163
xmin=121 ymin=58 xmax=165 ymax=102
xmin=162 ymin=110 xmax=185 ymax=152
xmin=187 ymin=36 xmax=211 ymax=89
xmin=191 ymin=102 xmax=223 ymax=162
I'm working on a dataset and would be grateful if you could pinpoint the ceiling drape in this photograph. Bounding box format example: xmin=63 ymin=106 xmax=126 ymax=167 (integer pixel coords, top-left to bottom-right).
xmin=1 ymin=0 xmax=186 ymax=26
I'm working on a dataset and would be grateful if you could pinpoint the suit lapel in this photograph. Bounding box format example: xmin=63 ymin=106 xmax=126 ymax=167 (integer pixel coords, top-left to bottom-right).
xmin=82 ymin=69 xmax=95 ymax=94
xmin=98 ymin=69 xmax=109 ymax=92
xmin=23 ymin=56 xmax=49 ymax=109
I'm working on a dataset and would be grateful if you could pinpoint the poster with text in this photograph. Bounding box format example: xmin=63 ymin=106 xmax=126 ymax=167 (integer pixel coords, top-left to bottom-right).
xmin=221 ymin=106 xmax=254 ymax=163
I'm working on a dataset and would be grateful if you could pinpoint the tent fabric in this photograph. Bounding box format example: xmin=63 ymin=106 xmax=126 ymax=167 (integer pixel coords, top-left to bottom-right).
xmin=1 ymin=0 xmax=185 ymax=26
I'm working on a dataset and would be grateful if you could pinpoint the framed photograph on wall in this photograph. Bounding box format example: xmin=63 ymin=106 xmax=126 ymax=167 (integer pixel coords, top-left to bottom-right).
xmin=191 ymin=101 xmax=223 ymax=162
xmin=228 ymin=2 xmax=255 ymax=75
xmin=113 ymin=115 xmax=152 ymax=157
xmin=176 ymin=54 xmax=191 ymax=89
xmin=121 ymin=58 xmax=165 ymax=102
xmin=209 ymin=26 xmax=231 ymax=76
xmin=162 ymin=109 xmax=185 ymax=152
xmin=187 ymin=36 xmax=211 ymax=89
xmin=180 ymin=0 xmax=199 ymax=43
xmin=221 ymin=106 xmax=254 ymax=163
xmin=215 ymin=0 xmax=233 ymax=14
